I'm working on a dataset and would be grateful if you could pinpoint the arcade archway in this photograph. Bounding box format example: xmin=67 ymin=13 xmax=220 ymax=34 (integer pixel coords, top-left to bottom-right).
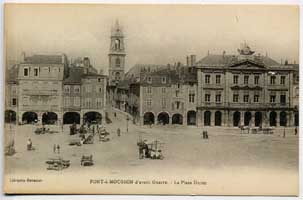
xmin=269 ymin=111 xmax=277 ymax=126
xmin=22 ymin=112 xmax=38 ymax=124
xmin=63 ymin=112 xmax=80 ymax=124
xmin=233 ymin=111 xmax=241 ymax=127
xmin=204 ymin=111 xmax=211 ymax=126
xmin=83 ymin=112 xmax=102 ymax=124
xmin=255 ymin=112 xmax=262 ymax=127
xmin=42 ymin=112 xmax=58 ymax=125
xmin=157 ymin=112 xmax=169 ymax=125
xmin=172 ymin=113 xmax=183 ymax=125
xmin=143 ymin=112 xmax=155 ymax=125
xmin=187 ymin=110 xmax=196 ymax=125
xmin=215 ymin=111 xmax=222 ymax=126
xmin=5 ymin=110 xmax=16 ymax=123
xmin=244 ymin=112 xmax=252 ymax=126
xmin=280 ymin=111 xmax=287 ymax=126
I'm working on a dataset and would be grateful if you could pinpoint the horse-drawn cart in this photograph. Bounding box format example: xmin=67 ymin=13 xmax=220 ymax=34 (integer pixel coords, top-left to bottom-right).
xmin=46 ymin=158 xmax=70 ymax=170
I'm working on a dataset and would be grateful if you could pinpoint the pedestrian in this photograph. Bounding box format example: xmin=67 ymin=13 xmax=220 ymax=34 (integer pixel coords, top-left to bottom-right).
xmin=57 ymin=144 xmax=60 ymax=154
xmin=139 ymin=143 xmax=144 ymax=159
xmin=114 ymin=112 xmax=117 ymax=117
xmin=27 ymin=138 xmax=32 ymax=151
xmin=53 ymin=144 xmax=56 ymax=153
xmin=295 ymin=126 xmax=298 ymax=135
xmin=117 ymin=128 xmax=121 ymax=137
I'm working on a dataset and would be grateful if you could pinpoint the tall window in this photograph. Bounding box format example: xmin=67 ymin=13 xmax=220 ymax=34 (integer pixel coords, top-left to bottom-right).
xmin=64 ymin=97 xmax=70 ymax=107
xmin=74 ymin=97 xmax=80 ymax=106
xmin=147 ymin=86 xmax=152 ymax=94
xmin=23 ymin=68 xmax=29 ymax=76
xmin=176 ymin=101 xmax=181 ymax=109
xmin=280 ymin=76 xmax=286 ymax=85
xmin=12 ymin=98 xmax=17 ymax=106
xmin=64 ymin=86 xmax=70 ymax=93
xmin=233 ymin=94 xmax=239 ymax=102
xmin=270 ymin=76 xmax=276 ymax=85
xmin=270 ymin=95 xmax=276 ymax=103
xmin=205 ymin=75 xmax=210 ymax=84
xmin=147 ymin=77 xmax=152 ymax=83
xmin=205 ymin=94 xmax=211 ymax=102
xmin=280 ymin=95 xmax=286 ymax=104
xmin=34 ymin=68 xmax=39 ymax=76
xmin=147 ymin=99 xmax=152 ymax=107
xmin=96 ymin=98 xmax=102 ymax=108
xmin=254 ymin=95 xmax=259 ymax=102
xmin=162 ymin=98 xmax=166 ymax=108
xmin=189 ymin=93 xmax=195 ymax=103
xmin=162 ymin=87 xmax=166 ymax=93
xmin=161 ymin=77 xmax=167 ymax=84
xmin=233 ymin=75 xmax=238 ymax=84
xmin=115 ymin=57 xmax=121 ymax=67
xmin=74 ymin=86 xmax=80 ymax=93
xmin=215 ymin=94 xmax=221 ymax=103
xmin=244 ymin=76 xmax=249 ymax=85
xmin=254 ymin=76 xmax=259 ymax=85
xmin=215 ymin=75 xmax=221 ymax=84
xmin=243 ymin=95 xmax=249 ymax=102
xmin=115 ymin=72 xmax=120 ymax=81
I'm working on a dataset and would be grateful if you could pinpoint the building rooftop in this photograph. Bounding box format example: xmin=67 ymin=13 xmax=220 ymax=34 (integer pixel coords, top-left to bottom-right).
xmin=22 ymin=54 xmax=66 ymax=64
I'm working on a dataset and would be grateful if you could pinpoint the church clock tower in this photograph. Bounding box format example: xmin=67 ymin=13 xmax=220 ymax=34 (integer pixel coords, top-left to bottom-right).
xmin=108 ymin=20 xmax=126 ymax=86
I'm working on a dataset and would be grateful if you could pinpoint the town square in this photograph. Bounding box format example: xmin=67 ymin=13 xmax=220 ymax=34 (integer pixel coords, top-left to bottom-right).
xmin=3 ymin=4 xmax=299 ymax=195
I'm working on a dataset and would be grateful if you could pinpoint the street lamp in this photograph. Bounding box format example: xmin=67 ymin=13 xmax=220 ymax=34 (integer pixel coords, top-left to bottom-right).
xmin=126 ymin=115 xmax=130 ymax=133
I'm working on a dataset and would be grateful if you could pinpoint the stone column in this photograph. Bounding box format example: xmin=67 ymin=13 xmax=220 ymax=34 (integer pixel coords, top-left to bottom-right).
xmin=211 ymin=110 xmax=215 ymax=126
xmin=197 ymin=110 xmax=203 ymax=127
xmin=240 ymin=111 xmax=244 ymax=126
xmin=288 ymin=111 xmax=293 ymax=127
xmin=37 ymin=112 xmax=43 ymax=125
xmin=251 ymin=111 xmax=255 ymax=127
xmin=276 ymin=111 xmax=280 ymax=127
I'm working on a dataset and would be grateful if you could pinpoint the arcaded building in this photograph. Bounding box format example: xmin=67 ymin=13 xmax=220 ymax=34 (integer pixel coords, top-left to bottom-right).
xmin=196 ymin=44 xmax=297 ymax=127
xmin=5 ymin=54 xmax=107 ymax=125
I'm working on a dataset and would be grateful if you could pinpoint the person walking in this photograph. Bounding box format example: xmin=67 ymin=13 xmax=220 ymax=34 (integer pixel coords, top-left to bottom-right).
xmin=117 ymin=128 xmax=121 ymax=137
xmin=27 ymin=138 xmax=32 ymax=151
xmin=53 ymin=144 xmax=56 ymax=153
xmin=57 ymin=144 xmax=60 ymax=154
xmin=295 ymin=126 xmax=298 ymax=135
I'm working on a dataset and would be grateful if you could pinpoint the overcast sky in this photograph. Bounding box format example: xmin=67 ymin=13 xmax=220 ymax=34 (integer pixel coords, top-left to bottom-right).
xmin=5 ymin=4 xmax=299 ymax=73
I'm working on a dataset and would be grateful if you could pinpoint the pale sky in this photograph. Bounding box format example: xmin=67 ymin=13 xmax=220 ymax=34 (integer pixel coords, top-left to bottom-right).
xmin=5 ymin=4 xmax=299 ymax=74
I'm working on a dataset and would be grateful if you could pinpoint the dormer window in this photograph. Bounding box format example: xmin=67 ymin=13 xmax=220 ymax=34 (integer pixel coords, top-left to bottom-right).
xmin=161 ymin=77 xmax=167 ymax=84
xmin=23 ymin=67 xmax=29 ymax=77
xmin=34 ymin=67 xmax=39 ymax=77
xmin=147 ymin=76 xmax=152 ymax=83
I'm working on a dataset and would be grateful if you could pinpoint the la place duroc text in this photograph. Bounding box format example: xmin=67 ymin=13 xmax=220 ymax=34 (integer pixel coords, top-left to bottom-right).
xmin=90 ymin=179 xmax=207 ymax=185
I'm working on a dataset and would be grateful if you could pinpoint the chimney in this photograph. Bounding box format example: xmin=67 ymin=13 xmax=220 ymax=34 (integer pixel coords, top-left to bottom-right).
xmin=190 ymin=55 xmax=196 ymax=66
xmin=83 ymin=57 xmax=90 ymax=67
xmin=99 ymin=69 xmax=103 ymax=75
xmin=223 ymin=51 xmax=226 ymax=58
xmin=284 ymin=60 xmax=288 ymax=65
xmin=186 ymin=56 xmax=190 ymax=66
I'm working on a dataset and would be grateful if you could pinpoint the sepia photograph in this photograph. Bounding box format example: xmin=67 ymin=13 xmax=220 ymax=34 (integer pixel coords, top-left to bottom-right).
xmin=3 ymin=3 xmax=299 ymax=195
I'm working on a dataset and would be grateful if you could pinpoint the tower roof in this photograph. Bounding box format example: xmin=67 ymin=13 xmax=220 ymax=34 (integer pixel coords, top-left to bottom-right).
xmin=111 ymin=19 xmax=124 ymax=37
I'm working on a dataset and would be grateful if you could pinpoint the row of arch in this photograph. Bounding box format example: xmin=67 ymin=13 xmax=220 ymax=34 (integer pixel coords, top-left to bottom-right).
xmin=203 ymin=111 xmax=292 ymax=127
xmin=4 ymin=110 xmax=103 ymax=124
xmin=143 ymin=111 xmax=197 ymax=125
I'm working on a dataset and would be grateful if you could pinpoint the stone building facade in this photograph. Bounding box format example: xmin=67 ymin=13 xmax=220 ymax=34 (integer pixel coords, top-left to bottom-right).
xmin=16 ymin=53 xmax=68 ymax=125
xmin=5 ymin=54 xmax=107 ymax=125
xmin=196 ymin=44 xmax=296 ymax=127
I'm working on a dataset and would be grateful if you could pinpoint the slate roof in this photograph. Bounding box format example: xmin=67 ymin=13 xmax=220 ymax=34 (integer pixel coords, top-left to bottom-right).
xmin=6 ymin=65 xmax=18 ymax=83
xmin=196 ymin=54 xmax=280 ymax=67
xmin=23 ymin=54 xmax=64 ymax=64
xmin=64 ymin=67 xmax=84 ymax=84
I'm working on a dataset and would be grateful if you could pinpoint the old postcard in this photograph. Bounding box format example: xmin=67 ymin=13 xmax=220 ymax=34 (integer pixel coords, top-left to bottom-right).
xmin=3 ymin=4 xmax=299 ymax=195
